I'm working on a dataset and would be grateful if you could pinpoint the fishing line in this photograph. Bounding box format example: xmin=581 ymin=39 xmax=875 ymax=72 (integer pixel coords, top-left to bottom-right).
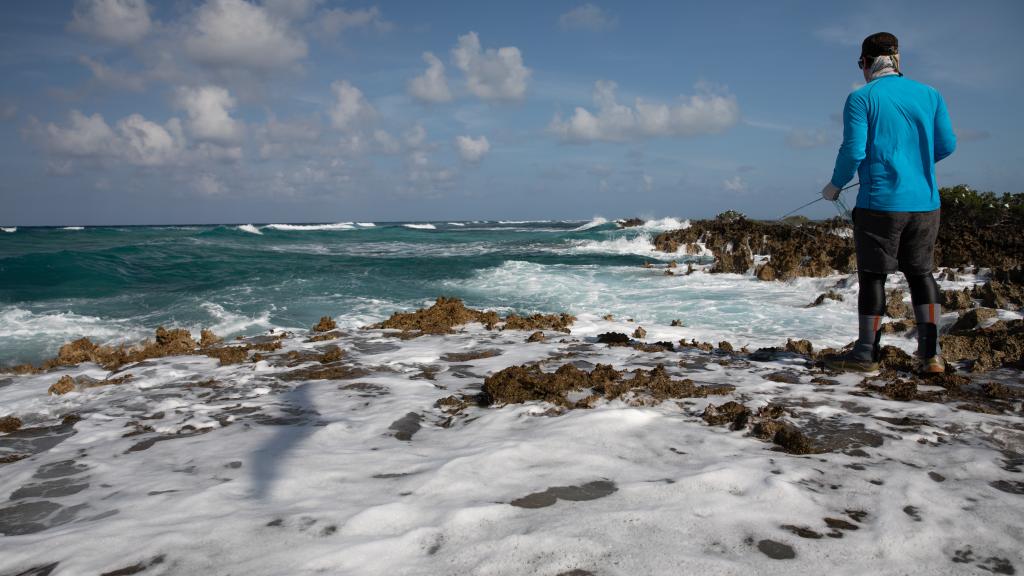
xmin=776 ymin=181 xmax=859 ymax=221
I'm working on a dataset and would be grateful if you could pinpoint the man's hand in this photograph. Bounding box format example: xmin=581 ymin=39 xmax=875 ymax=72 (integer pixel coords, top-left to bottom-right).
xmin=821 ymin=182 xmax=841 ymax=201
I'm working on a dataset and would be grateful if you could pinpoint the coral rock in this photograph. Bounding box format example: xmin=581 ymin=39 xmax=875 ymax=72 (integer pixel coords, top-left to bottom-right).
xmin=0 ymin=415 xmax=23 ymax=433
xmin=48 ymin=375 xmax=76 ymax=395
xmin=200 ymin=329 xmax=223 ymax=348
xmin=312 ymin=316 xmax=337 ymax=333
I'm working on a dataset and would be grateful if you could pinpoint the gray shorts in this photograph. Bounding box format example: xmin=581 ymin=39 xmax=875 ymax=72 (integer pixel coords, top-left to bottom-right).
xmin=852 ymin=208 xmax=940 ymax=275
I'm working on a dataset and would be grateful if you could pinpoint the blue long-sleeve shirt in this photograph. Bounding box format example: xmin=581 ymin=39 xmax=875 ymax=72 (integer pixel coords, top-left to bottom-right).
xmin=830 ymin=75 xmax=957 ymax=212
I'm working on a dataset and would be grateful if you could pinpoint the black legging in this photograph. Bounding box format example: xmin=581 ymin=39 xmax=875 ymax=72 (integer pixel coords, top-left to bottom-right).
xmin=858 ymin=271 xmax=940 ymax=316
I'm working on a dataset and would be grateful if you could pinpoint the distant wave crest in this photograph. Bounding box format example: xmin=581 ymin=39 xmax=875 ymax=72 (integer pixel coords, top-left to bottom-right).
xmin=264 ymin=223 xmax=356 ymax=231
xmin=571 ymin=217 xmax=608 ymax=231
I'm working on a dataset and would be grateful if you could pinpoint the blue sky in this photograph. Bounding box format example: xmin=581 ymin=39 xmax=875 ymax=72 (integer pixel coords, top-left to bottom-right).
xmin=1 ymin=0 xmax=1021 ymax=225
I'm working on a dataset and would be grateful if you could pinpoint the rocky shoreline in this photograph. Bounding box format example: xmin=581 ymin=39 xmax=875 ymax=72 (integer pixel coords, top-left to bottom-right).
xmin=645 ymin=186 xmax=1024 ymax=280
xmin=1 ymin=291 xmax=1022 ymax=573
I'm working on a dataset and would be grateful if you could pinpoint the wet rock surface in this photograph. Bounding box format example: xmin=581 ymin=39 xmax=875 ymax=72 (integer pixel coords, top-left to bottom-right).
xmin=510 ymin=480 xmax=618 ymax=508
xmin=367 ymin=297 xmax=576 ymax=337
xmin=807 ymin=290 xmax=844 ymax=307
xmin=311 ymin=316 xmax=337 ymax=333
xmin=653 ymin=188 xmax=1024 ymax=278
xmin=756 ymin=539 xmax=796 ymax=560
xmin=942 ymin=319 xmax=1024 ymax=372
xmin=388 ymin=412 xmax=423 ymax=441
xmin=369 ymin=297 xmax=501 ymax=335
xmin=653 ymin=212 xmax=855 ymax=279
xmin=481 ymin=363 xmax=732 ymax=408
xmin=502 ymin=312 xmax=576 ymax=333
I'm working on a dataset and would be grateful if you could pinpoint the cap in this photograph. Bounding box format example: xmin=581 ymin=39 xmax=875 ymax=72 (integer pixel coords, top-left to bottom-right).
xmin=861 ymin=32 xmax=899 ymax=58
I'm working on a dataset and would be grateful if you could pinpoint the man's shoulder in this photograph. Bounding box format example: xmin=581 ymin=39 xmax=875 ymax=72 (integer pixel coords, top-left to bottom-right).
xmin=854 ymin=76 xmax=940 ymax=103
xmin=895 ymin=75 xmax=939 ymax=94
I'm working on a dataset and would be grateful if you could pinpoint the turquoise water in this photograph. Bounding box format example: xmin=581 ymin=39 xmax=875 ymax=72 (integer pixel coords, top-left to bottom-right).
xmin=0 ymin=219 xmax=870 ymax=366
xmin=0 ymin=220 xmax=706 ymax=364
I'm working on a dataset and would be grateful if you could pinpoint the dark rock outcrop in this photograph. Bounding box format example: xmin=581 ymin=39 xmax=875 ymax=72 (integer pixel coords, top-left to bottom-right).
xmin=369 ymin=297 xmax=500 ymax=335
xmin=941 ymin=319 xmax=1024 ymax=372
xmin=481 ymin=363 xmax=732 ymax=408
xmin=653 ymin=212 xmax=855 ymax=280
xmin=312 ymin=316 xmax=337 ymax=333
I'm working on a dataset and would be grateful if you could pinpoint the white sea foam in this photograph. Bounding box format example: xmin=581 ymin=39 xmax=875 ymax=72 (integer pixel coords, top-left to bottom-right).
xmin=447 ymin=222 xmax=466 ymax=227
xmin=498 ymin=220 xmax=552 ymax=224
xmin=403 ymin=223 xmax=436 ymax=230
xmin=633 ymin=216 xmax=691 ymax=232
xmin=1 ymin=227 xmax=15 ymax=233
xmin=62 ymin=226 xmax=85 ymax=231
xmin=562 ymin=235 xmax=696 ymax=260
xmin=200 ymin=302 xmax=274 ymax=335
xmin=237 ymin=224 xmax=263 ymax=235
xmin=571 ymin=217 xmax=608 ymax=231
xmin=0 ymin=289 xmax=1018 ymax=575
xmin=442 ymin=259 xmax=895 ymax=350
xmin=0 ymin=307 xmax=150 ymax=364
xmin=264 ymin=223 xmax=356 ymax=231
xmin=356 ymin=222 xmax=376 ymax=227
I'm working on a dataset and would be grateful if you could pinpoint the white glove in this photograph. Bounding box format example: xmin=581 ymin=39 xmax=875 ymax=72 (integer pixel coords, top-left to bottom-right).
xmin=821 ymin=182 xmax=841 ymax=201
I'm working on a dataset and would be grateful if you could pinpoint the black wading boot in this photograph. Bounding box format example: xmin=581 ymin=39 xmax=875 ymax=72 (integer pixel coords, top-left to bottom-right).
xmin=824 ymin=315 xmax=882 ymax=372
xmin=914 ymin=303 xmax=945 ymax=374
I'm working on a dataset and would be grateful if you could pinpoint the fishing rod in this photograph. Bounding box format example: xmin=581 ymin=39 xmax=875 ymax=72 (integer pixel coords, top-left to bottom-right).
xmin=776 ymin=181 xmax=859 ymax=221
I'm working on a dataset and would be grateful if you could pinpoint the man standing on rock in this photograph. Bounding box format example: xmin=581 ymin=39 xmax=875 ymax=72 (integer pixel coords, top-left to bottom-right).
xmin=821 ymin=32 xmax=957 ymax=373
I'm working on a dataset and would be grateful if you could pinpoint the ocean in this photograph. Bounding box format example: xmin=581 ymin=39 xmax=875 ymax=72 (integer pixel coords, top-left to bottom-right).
xmin=0 ymin=218 xmax=898 ymax=367
xmin=2 ymin=219 xmax=1023 ymax=575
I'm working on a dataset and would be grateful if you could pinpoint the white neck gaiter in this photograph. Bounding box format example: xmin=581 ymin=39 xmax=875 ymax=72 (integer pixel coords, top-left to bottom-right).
xmin=869 ymin=54 xmax=901 ymax=80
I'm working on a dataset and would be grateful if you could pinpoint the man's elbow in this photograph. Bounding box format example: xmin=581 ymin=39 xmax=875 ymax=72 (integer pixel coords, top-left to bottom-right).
xmin=936 ymin=140 xmax=956 ymax=162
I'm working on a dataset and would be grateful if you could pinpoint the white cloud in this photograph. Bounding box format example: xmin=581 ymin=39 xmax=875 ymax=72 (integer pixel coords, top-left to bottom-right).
xmin=69 ymin=0 xmax=151 ymax=44
xmin=559 ymin=4 xmax=617 ymax=31
xmin=256 ymin=115 xmax=321 ymax=160
xmin=408 ymin=52 xmax=452 ymax=103
xmin=318 ymin=6 xmax=391 ymax=36
xmin=175 ymin=85 xmax=244 ymax=143
xmin=723 ymin=175 xmax=747 ymax=193
xmin=549 ymin=80 xmax=739 ymax=143
xmin=264 ymin=115 xmax=320 ymax=143
xmin=41 ymin=109 xmax=183 ymax=166
xmin=455 ymin=135 xmax=490 ymax=162
xmin=329 ymin=81 xmax=375 ymax=130
xmin=642 ymin=173 xmax=653 ymax=191
xmin=78 ymin=56 xmax=146 ymax=91
xmin=373 ymin=130 xmax=401 ymax=154
xmin=186 ymin=0 xmax=308 ymax=71
xmin=452 ymin=32 xmax=531 ymax=101
xmin=196 ymin=142 xmax=243 ymax=163
xmin=786 ymin=128 xmax=832 ymax=149
xmin=116 ymin=114 xmax=184 ymax=165
xmin=44 ymin=110 xmax=117 ymax=158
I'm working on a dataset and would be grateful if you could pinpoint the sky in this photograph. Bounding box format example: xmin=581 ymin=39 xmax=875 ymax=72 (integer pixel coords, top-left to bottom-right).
xmin=0 ymin=0 xmax=1022 ymax=226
